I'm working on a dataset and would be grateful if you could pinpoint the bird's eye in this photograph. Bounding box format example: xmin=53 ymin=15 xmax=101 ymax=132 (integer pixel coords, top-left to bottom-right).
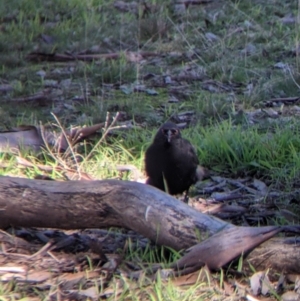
xmin=162 ymin=129 xmax=178 ymax=135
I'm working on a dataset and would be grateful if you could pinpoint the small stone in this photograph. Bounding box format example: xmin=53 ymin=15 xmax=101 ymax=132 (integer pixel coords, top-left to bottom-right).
xmin=36 ymin=70 xmax=46 ymax=78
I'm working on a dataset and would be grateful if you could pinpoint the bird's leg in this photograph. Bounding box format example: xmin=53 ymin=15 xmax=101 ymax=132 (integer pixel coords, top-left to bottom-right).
xmin=162 ymin=173 xmax=170 ymax=194
xmin=183 ymin=189 xmax=189 ymax=203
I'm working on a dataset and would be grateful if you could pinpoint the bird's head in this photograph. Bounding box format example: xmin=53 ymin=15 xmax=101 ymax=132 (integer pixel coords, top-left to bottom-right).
xmin=158 ymin=122 xmax=181 ymax=144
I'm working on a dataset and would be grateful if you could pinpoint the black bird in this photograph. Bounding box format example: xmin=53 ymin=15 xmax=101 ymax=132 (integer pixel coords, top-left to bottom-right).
xmin=145 ymin=122 xmax=202 ymax=196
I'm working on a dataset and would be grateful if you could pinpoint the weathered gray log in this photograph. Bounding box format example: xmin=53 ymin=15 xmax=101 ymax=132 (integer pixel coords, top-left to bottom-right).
xmin=0 ymin=176 xmax=299 ymax=273
xmin=0 ymin=176 xmax=229 ymax=249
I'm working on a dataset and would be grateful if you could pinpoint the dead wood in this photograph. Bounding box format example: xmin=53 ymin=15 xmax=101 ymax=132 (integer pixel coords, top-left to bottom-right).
xmin=244 ymin=237 xmax=300 ymax=274
xmin=0 ymin=176 xmax=299 ymax=274
xmin=26 ymin=51 xmax=159 ymax=63
xmin=264 ymin=96 xmax=300 ymax=106
xmin=0 ymin=122 xmax=105 ymax=153
xmin=0 ymin=176 xmax=228 ymax=249
xmin=171 ymin=226 xmax=298 ymax=273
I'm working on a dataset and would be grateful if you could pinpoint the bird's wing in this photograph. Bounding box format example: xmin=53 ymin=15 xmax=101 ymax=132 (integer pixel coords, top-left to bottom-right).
xmin=184 ymin=139 xmax=200 ymax=165
xmin=145 ymin=144 xmax=164 ymax=175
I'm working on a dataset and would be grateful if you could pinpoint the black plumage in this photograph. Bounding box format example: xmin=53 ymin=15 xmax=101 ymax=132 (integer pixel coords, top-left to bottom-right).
xmin=145 ymin=122 xmax=201 ymax=196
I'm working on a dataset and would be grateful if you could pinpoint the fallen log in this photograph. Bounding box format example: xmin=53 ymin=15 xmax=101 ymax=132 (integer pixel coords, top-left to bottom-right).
xmin=0 ymin=176 xmax=229 ymax=249
xmin=0 ymin=176 xmax=299 ymax=273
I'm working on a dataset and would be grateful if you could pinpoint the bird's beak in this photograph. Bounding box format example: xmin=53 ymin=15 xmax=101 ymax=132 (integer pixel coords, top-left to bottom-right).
xmin=167 ymin=130 xmax=172 ymax=143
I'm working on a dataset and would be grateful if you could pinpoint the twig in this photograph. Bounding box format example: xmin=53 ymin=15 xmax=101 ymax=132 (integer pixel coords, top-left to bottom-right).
xmin=39 ymin=122 xmax=71 ymax=172
xmin=51 ymin=112 xmax=81 ymax=178
xmin=82 ymin=111 xmax=120 ymax=164
xmin=287 ymin=64 xmax=300 ymax=90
